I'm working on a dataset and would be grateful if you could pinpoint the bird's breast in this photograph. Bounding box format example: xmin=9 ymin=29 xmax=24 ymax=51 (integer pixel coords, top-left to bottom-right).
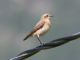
xmin=33 ymin=23 xmax=50 ymax=36
xmin=33 ymin=19 xmax=51 ymax=36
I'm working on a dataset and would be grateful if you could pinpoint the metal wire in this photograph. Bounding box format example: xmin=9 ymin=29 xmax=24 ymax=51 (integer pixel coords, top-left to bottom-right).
xmin=10 ymin=32 xmax=80 ymax=60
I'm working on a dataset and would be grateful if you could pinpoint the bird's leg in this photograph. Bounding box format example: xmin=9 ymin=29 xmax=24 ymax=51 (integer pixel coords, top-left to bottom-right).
xmin=36 ymin=35 xmax=43 ymax=45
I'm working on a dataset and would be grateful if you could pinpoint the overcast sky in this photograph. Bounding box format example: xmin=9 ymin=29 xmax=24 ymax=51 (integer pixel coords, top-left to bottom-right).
xmin=0 ymin=0 xmax=80 ymax=60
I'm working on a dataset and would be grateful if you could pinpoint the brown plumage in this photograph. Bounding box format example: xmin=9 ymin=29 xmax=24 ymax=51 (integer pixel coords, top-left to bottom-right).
xmin=23 ymin=13 xmax=53 ymax=44
xmin=23 ymin=20 xmax=45 ymax=40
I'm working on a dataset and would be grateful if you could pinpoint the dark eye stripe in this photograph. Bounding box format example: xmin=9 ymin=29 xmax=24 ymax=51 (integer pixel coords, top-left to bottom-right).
xmin=45 ymin=15 xmax=48 ymax=17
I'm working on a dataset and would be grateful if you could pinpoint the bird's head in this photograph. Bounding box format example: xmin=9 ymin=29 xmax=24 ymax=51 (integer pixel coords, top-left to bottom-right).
xmin=41 ymin=13 xmax=53 ymax=19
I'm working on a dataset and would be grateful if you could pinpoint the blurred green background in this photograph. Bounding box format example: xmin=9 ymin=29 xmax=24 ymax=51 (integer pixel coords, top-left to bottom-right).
xmin=0 ymin=0 xmax=80 ymax=60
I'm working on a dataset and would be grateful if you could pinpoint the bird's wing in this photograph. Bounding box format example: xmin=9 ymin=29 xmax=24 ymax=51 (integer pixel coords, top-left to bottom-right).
xmin=33 ymin=20 xmax=45 ymax=32
xmin=23 ymin=20 xmax=45 ymax=40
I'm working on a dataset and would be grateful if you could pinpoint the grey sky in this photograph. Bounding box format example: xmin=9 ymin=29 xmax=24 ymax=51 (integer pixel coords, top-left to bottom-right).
xmin=0 ymin=0 xmax=80 ymax=60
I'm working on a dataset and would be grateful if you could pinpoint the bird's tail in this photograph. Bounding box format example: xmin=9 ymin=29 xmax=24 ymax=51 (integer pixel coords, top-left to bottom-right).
xmin=23 ymin=28 xmax=37 ymax=41
xmin=23 ymin=33 xmax=32 ymax=41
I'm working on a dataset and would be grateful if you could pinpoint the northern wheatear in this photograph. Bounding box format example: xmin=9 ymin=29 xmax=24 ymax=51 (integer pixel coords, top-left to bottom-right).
xmin=23 ymin=13 xmax=53 ymax=44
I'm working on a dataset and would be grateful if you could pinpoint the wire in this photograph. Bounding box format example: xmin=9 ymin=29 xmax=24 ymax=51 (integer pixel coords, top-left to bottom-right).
xmin=10 ymin=32 xmax=80 ymax=60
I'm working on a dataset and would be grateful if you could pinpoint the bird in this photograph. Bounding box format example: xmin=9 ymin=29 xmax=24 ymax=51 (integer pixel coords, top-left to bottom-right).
xmin=23 ymin=13 xmax=53 ymax=45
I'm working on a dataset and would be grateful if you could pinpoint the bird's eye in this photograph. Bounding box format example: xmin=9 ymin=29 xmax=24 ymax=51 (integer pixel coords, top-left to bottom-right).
xmin=46 ymin=15 xmax=48 ymax=17
xmin=44 ymin=15 xmax=48 ymax=18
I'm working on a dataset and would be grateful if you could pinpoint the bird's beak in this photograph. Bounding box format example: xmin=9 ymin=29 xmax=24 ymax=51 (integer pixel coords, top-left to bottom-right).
xmin=49 ymin=16 xmax=54 ymax=17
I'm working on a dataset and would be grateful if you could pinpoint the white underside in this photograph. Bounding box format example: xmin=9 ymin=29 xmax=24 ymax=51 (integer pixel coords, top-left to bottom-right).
xmin=33 ymin=24 xmax=50 ymax=36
